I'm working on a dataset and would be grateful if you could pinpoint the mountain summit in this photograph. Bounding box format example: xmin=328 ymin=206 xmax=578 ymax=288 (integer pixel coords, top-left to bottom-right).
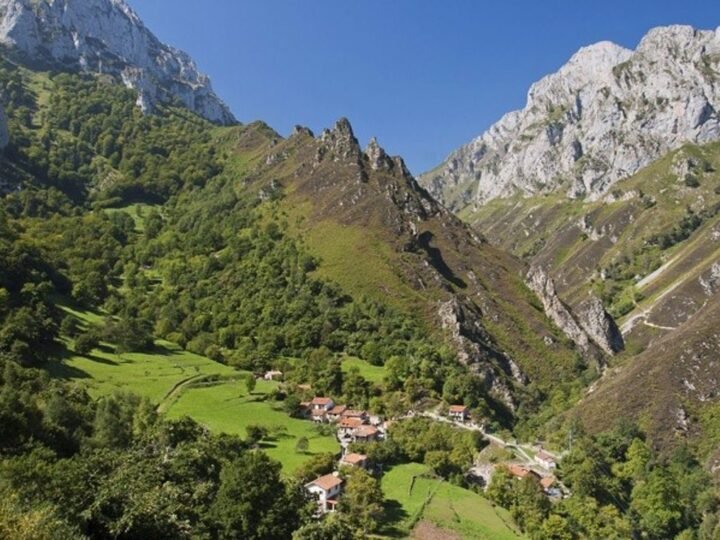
xmin=421 ymin=25 xmax=720 ymax=210
xmin=0 ymin=0 xmax=235 ymax=124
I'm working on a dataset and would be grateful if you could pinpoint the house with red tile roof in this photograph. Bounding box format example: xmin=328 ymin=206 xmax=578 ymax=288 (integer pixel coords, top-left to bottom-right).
xmin=352 ymin=425 xmax=379 ymax=443
xmin=540 ymin=476 xmax=556 ymax=490
xmin=310 ymin=397 xmax=335 ymax=411
xmin=305 ymin=472 xmax=343 ymax=513
xmin=338 ymin=416 xmax=365 ymax=437
xmin=341 ymin=409 xmax=368 ymax=420
xmin=535 ymin=450 xmax=557 ymax=470
xmin=326 ymin=405 xmax=347 ymax=422
xmin=507 ymin=464 xmax=541 ymax=480
xmin=448 ymin=405 xmax=469 ymax=422
xmin=340 ymin=452 xmax=368 ymax=469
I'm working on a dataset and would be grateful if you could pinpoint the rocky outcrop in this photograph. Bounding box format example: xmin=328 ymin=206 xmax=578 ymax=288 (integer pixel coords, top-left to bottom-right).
xmin=527 ymin=266 xmax=624 ymax=358
xmin=0 ymin=102 xmax=8 ymax=149
xmin=365 ymin=136 xmax=394 ymax=171
xmin=317 ymin=118 xmax=362 ymax=164
xmin=577 ymin=296 xmax=624 ymax=355
xmin=0 ymin=0 xmax=235 ymax=124
xmin=526 ymin=266 xmax=591 ymax=353
xmin=421 ymin=25 xmax=720 ymax=210
xmin=437 ymin=297 xmax=526 ymax=408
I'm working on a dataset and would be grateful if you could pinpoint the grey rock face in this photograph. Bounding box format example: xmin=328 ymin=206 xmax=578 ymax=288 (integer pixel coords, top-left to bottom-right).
xmin=526 ymin=266 xmax=591 ymax=353
xmin=577 ymin=296 xmax=624 ymax=355
xmin=421 ymin=25 xmax=720 ymax=209
xmin=0 ymin=102 xmax=8 ymax=149
xmin=437 ymin=297 xmax=526 ymax=409
xmin=526 ymin=266 xmax=624 ymax=358
xmin=0 ymin=0 xmax=235 ymax=124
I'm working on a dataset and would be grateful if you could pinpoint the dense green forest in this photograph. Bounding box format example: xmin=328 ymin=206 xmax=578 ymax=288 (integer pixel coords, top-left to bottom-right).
xmin=1 ymin=63 xmax=719 ymax=539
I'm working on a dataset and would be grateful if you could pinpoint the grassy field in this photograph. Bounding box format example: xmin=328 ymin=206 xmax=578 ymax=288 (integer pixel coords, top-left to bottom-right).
xmin=341 ymin=356 xmax=387 ymax=384
xmin=49 ymin=303 xmax=237 ymax=402
xmin=381 ymin=463 xmax=522 ymax=539
xmin=165 ymin=380 xmax=340 ymax=471
xmin=48 ymin=339 xmax=237 ymax=403
xmin=51 ymin=304 xmax=339 ymax=472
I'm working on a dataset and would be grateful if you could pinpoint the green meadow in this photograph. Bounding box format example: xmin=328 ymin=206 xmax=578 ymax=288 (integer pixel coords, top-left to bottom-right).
xmin=381 ymin=463 xmax=522 ymax=539
xmin=50 ymin=304 xmax=339 ymax=472
xmin=164 ymin=380 xmax=340 ymax=472
xmin=341 ymin=355 xmax=387 ymax=384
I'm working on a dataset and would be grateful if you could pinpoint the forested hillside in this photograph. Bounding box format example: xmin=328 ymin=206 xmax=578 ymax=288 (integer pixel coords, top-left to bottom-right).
xmin=1 ymin=44 xmax=719 ymax=539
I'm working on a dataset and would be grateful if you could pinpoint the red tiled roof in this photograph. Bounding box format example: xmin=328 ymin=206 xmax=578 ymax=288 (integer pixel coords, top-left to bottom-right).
xmin=308 ymin=473 xmax=343 ymax=491
xmin=540 ymin=476 xmax=556 ymax=489
xmin=339 ymin=417 xmax=364 ymax=429
xmin=328 ymin=405 xmax=347 ymax=415
xmin=507 ymin=464 xmax=536 ymax=479
xmin=354 ymin=425 xmax=379 ymax=438
xmin=311 ymin=409 xmax=327 ymax=418
xmin=449 ymin=405 xmax=468 ymax=413
xmin=311 ymin=397 xmax=333 ymax=405
xmin=341 ymin=453 xmax=367 ymax=465
xmin=341 ymin=409 xmax=367 ymax=418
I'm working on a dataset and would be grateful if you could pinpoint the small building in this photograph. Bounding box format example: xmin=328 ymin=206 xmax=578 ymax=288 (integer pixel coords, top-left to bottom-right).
xmin=326 ymin=405 xmax=347 ymax=423
xmin=352 ymin=425 xmax=380 ymax=443
xmin=535 ymin=450 xmax=557 ymax=470
xmin=310 ymin=397 xmax=335 ymax=412
xmin=507 ymin=464 xmax=541 ymax=481
xmin=540 ymin=476 xmax=556 ymax=491
xmin=305 ymin=473 xmax=343 ymax=513
xmin=263 ymin=370 xmax=283 ymax=381
xmin=338 ymin=416 xmax=365 ymax=438
xmin=341 ymin=409 xmax=368 ymax=421
xmin=340 ymin=452 xmax=368 ymax=469
xmin=448 ymin=405 xmax=469 ymax=422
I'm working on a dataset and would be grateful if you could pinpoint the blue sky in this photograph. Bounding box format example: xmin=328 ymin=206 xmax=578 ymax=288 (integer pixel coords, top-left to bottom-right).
xmin=130 ymin=1 xmax=720 ymax=174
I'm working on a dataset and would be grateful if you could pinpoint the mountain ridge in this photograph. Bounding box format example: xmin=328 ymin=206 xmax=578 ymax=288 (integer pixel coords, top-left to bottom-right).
xmin=420 ymin=24 xmax=720 ymax=210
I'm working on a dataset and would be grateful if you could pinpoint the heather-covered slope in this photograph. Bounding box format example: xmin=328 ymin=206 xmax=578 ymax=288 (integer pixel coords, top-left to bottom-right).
xmin=209 ymin=119 xmax=586 ymax=412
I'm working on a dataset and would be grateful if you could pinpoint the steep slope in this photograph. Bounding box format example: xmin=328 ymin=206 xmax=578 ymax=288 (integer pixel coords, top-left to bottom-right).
xmin=0 ymin=47 xmax=585 ymax=422
xmin=576 ymin=294 xmax=720 ymax=454
xmin=0 ymin=0 xmax=235 ymax=124
xmin=215 ymin=119 xmax=585 ymax=411
xmin=421 ymin=25 xmax=720 ymax=210
xmin=468 ymin=143 xmax=720 ymax=353
xmin=473 ymin=142 xmax=720 ymax=452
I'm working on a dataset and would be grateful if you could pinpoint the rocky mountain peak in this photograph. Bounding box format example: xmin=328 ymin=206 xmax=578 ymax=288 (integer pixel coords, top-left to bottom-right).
xmin=420 ymin=24 xmax=720 ymax=210
xmin=0 ymin=0 xmax=235 ymax=125
xmin=318 ymin=117 xmax=362 ymax=164
xmin=364 ymin=136 xmax=394 ymax=171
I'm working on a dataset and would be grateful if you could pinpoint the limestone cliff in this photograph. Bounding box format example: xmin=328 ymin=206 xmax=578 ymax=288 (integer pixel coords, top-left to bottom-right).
xmin=421 ymin=25 xmax=720 ymax=209
xmin=0 ymin=0 xmax=235 ymax=124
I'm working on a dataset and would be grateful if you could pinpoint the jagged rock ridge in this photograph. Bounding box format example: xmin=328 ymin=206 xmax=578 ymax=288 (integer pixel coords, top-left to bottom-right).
xmin=0 ymin=0 xmax=235 ymax=124
xmin=246 ymin=118 xmax=583 ymax=410
xmin=421 ymin=25 xmax=720 ymax=209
